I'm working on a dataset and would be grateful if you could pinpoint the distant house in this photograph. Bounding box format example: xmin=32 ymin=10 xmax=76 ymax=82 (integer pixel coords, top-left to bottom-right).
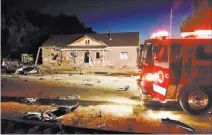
xmin=39 ymin=32 xmax=140 ymax=68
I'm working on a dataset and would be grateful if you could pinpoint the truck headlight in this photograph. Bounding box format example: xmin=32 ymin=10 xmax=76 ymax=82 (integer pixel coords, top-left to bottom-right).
xmin=145 ymin=73 xmax=158 ymax=82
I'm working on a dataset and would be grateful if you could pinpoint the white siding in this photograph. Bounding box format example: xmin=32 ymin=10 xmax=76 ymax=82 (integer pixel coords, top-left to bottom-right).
xmin=69 ymin=37 xmax=104 ymax=46
xmin=107 ymin=46 xmax=137 ymax=67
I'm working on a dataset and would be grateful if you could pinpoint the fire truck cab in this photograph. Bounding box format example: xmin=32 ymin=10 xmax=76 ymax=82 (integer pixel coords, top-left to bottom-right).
xmin=137 ymin=31 xmax=212 ymax=115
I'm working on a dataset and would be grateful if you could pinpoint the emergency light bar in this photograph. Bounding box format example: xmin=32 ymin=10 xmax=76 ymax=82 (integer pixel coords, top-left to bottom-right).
xmin=194 ymin=30 xmax=212 ymax=38
xmin=180 ymin=32 xmax=195 ymax=38
xmin=181 ymin=30 xmax=212 ymax=38
xmin=150 ymin=31 xmax=169 ymax=39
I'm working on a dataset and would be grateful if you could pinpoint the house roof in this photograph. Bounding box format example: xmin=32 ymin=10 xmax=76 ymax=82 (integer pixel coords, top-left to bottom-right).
xmin=41 ymin=32 xmax=139 ymax=48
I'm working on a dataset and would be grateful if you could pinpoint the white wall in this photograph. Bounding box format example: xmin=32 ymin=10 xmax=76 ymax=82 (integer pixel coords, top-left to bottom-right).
xmin=107 ymin=46 xmax=137 ymax=68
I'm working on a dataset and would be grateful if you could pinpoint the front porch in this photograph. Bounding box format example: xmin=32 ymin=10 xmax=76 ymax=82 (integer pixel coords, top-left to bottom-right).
xmin=39 ymin=47 xmax=113 ymax=67
xmin=60 ymin=48 xmax=112 ymax=67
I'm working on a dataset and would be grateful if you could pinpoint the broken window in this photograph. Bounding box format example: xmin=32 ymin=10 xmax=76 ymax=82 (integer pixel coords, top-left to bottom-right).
xmin=75 ymin=52 xmax=78 ymax=58
xmin=51 ymin=53 xmax=58 ymax=60
xmin=120 ymin=52 xmax=128 ymax=60
xmin=96 ymin=52 xmax=100 ymax=59
xmin=70 ymin=51 xmax=78 ymax=58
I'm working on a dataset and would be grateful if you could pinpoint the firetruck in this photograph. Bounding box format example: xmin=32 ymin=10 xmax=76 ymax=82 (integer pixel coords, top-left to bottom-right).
xmin=137 ymin=30 xmax=212 ymax=115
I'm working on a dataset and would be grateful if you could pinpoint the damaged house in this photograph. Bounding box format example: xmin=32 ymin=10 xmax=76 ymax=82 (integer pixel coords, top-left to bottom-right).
xmin=38 ymin=32 xmax=139 ymax=68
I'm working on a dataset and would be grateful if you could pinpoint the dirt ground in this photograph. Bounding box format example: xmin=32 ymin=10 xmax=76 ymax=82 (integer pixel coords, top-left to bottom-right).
xmin=1 ymin=74 xmax=140 ymax=103
xmin=1 ymin=74 xmax=212 ymax=134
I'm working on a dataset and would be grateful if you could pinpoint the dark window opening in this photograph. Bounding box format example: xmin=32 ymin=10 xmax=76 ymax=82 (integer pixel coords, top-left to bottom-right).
xmin=171 ymin=43 xmax=183 ymax=62
xmin=51 ymin=53 xmax=58 ymax=60
xmin=146 ymin=45 xmax=153 ymax=64
xmin=170 ymin=44 xmax=183 ymax=85
xmin=96 ymin=52 xmax=100 ymax=59
xmin=84 ymin=51 xmax=89 ymax=63
xmin=196 ymin=44 xmax=212 ymax=60
xmin=85 ymin=40 xmax=90 ymax=45
xmin=160 ymin=46 xmax=168 ymax=62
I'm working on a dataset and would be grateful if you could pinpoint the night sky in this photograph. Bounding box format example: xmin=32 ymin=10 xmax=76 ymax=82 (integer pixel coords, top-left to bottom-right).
xmin=5 ymin=0 xmax=193 ymax=43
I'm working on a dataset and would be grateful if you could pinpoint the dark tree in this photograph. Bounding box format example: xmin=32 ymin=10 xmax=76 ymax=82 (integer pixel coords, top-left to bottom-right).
xmin=1 ymin=2 xmax=96 ymax=59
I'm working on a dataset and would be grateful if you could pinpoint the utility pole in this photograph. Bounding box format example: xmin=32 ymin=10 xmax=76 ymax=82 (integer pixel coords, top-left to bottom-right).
xmin=170 ymin=8 xmax=173 ymax=38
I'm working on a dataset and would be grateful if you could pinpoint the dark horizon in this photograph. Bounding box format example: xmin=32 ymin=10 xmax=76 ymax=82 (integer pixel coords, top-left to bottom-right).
xmin=2 ymin=0 xmax=193 ymax=43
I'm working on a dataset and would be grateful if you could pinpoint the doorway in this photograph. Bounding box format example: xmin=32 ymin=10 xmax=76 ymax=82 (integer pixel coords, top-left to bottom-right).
xmin=84 ymin=51 xmax=89 ymax=63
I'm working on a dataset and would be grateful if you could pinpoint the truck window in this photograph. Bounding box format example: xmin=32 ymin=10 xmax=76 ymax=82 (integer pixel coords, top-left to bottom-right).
xmin=153 ymin=45 xmax=168 ymax=62
xmin=146 ymin=45 xmax=153 ymax=64
xmin=196 ymin=44 xmax=212 ymax=60
xmin=161 ymin=46 xmax=168 ymax=62
xmin=171 ymin=43 xmax=182 ymax=62
xmin=141 ymin=44 xmax=152 ymax=64
xmin=170 ymin=44 xmax=183 ymax=84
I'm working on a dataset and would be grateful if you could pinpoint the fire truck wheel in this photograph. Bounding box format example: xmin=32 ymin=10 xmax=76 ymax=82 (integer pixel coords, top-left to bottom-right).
xmin=179 ymin=89 xmax=211 ymax=115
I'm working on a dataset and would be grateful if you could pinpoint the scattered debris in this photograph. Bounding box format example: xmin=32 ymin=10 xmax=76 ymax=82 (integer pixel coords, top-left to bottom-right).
xmin=97 ymin=123 xmax=106 ymax=129
xmin=96 ymin=79 xmax=101 ymax=83
xmin=58 ymin=96 xmax=67 ymax=100
xmin=15 ymin=66 xmax=40 ymax=75
xmin=89 ymin=109 xmax=103 ymax=118
xmin=98 ymin=111 xmax=103 ymax=117
xmin=161 ymin=118 xmax=195 ymax=132
xmin=2 ymin=58 xmax=20 ymax=69
xmin=67 ymin=95 xmax=81 ymax=100
xmin=58 ymin=95 xmax=80 ymax=100
xmin=21 ymin=98 xmax=38 ymax=104
xmin=107 ymin=73 xmax=112 ymax=76
xmin=39 ymin=78 xmax=44 ymax=80
xmin=130 ymin=75 xmax=134 ymax=77
xmin=23 ymin=102 xmax=79 ymax=122
xmin=118 ymin=85 xmax=130 ymax=91
xmin=84 ymin=82 xmax=94 ymax=86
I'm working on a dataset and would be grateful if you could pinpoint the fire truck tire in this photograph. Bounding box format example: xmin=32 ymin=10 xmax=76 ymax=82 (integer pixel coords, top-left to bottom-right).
xmin=179 ymin=89 xmax=211 ymax=115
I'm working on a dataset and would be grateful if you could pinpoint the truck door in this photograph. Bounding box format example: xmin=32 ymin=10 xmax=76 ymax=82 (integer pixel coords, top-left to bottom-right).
xmin=152 ymin=45 xmax=170 ymax=101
